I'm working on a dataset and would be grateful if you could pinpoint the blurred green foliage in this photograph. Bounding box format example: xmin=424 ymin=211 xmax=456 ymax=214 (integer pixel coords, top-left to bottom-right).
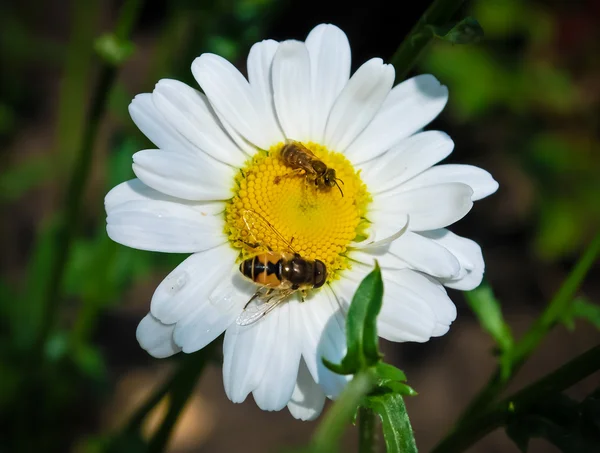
xmin=420 ymin=0 xmax=600 ymax=260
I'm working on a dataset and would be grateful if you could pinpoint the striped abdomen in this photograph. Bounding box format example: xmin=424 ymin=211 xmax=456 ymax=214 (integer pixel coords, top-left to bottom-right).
xmin=239 ymin=252 xmax=294 ymax=288
xmin=239 ymin=252 xmax=327 ymax=290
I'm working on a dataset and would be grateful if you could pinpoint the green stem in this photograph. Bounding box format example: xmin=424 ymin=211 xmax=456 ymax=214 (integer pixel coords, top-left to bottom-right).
xmin=146 ymin=352 xmax=209 ymax=453
xmin=389 ymin=0 xmax=467 ymax=82
xmin=34 ymin=0 xmax=143 ymax=358
xmin=432 ymin=344 xmax=600 ymax=453
xmin=358 ymin=406 xmax=377 ymax=453
xmin=312 ymin=371 xmax=375 ymax=453
xmin=457 ymin=231 xmax=600 ymax=423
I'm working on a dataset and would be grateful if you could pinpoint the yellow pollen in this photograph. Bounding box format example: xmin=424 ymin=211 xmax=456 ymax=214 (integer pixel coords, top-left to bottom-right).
xmin=224 ymin=142 xmax=371 ymax=282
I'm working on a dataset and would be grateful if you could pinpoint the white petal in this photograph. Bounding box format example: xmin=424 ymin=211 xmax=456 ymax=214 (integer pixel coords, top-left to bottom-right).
xmin=335 ymin=265 xmax=455 ymax=340
xmin=324 ymin=58 xmax=394 ymax=152
xmin=390 ymin=269 xmax=457 ymax=337
xmin=352 ymin=231 xmax=461 ymax=279
xmin=151 ymin=244 xmax=237 ymax=324
xmin=192 ymin=54 xmax=271 ymax=149
xmin=136 ymin=313 xmax=181 ymax=358
xmin=360 ymin=131 xmax=454 ymax=194
xmin=345 ymin=75 xmax=448 ymax=163
xmin=371 ymin=183 xmax=474 ymax=231
xmin=305 ymin=24 xmax=351 ymax=142
xmin=129 ymin=94 xmax=195 ymax=155
xmin=398 ymin=164 xmax=499 ymax=201
xmin=253 ymin=302 xmax=302 ymax=411
xmin=300 ymin=286 xmax=350 ymax=399
xmin=106 ymin=199 xmax=226 ymax=252
xmin=132 ymin=149 xmax=234 ymax=201
xmin=173 ymin=273 xmax=254 ymax=353
xmin=222 ymin=300 xmax=283 ymax=403
xmin=105 ymin=179 xmax=182 ymax=212
xmin=272 ymin=40 xmax=312 ymax=141
xmin=247 ymin=39 xmax=285 ymax=146
xmin=287 ymin=359 xmax=326 ymax=421
xmin=152 ymin=79 xmax=247 ymax=166
xmin=355 ymin=213 xmax=409 ymax=253
xmin=420 ymin=229 xmax=485 ymax=290
xmin=377 ymin=279 xmax=436 ymax=342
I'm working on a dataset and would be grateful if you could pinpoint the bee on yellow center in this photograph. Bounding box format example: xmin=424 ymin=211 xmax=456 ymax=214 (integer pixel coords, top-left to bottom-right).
xmin=224 ymin=141 xmax=371 ymax=324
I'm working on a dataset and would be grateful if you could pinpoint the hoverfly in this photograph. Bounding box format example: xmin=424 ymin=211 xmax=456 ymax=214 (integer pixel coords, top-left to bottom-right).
xmin=235 ymin=209 xmax=327 ymax=326
xmin=277 ymin=139 xmax=344 ymax=197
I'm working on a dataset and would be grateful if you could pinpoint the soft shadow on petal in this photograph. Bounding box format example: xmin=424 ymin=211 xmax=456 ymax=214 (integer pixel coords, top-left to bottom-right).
xmin=300 ymin=286 xmax=351 ymax=399
xmin=324 ymin=58 xmax=394 ymax=152
xmin=345 ymin=74 xmax=448 ymax=163
xmin=222 ymin=300 xmax=282 ymax=403
xmin=105 ymin=179 xmax=225 ymax=214
xmin=247 ymin=39 xmax=286 ymax=146
xmin=359 ymin=131 xmax=454 ymax=194
xmin=129 ymin=94 xmax=197 ymax=155
xmin=389 ymin=269 xmax=457 ymax=337
xmin=106 ymin=199 xmax=226 ymax=253
xmin=420 ymin=229 xmax=485 ymax=290
xmin=371 ymin=182 xmax=474 ymax=231
xmin=132 ymin=149 xmax=235 ymax=201
xmin=287 ymin=358 xmax=326 ymax=421
xmin=192 ymin=53 xmax=272 ymax=149
xmin=272 ymin=40 xmax=312 ymax=141
xmin=136 ymin=313 xmax=181 ymax=358
xmin=397 ymin=164 xmax=499 ymax=201
xmin=151 ymin=244 xmax=238 ymax=324
xmin=173 ymin=272 xmax=254 ymax=354
xmin=253 ymin=301 xmax=302 ymax=411
xmin=152 ymin=79 xmax=247 ymax=166
xmin=305 ymin=23 xmax=351 ymax=143
xmin=351 ymin=230 xmax=461 ymax=280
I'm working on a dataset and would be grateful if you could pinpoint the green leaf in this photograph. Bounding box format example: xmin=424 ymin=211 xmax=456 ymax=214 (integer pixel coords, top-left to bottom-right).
xmin=373 ymin=363 xmax=417 ymax=396
xmin=367 ymin=392 xmax=418 ymax=453
xmin=465 ymin=283 xmax=514 ymax=353
xmin=324 ymin=263 xmax=383 ymax=375
xmin=429 ymin=17 xmax=484 ymax=45
xmin=375 ymin=362 xmax=407 ymax=383
xmin=562 ymin=298 xmax=600 ymax=331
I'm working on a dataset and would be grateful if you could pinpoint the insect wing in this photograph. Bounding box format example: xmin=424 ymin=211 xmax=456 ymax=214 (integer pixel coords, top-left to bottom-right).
xmin=236 ymin=288 xmax=294 ymax=326
xmin=241 ymin=209 xmax=297 ymax=254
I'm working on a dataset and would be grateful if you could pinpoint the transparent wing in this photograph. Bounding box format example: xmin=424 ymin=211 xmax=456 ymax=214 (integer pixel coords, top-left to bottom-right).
xmin=241 ymin=209 xmax=297 ymax=253
xmin=236 ymin=287 xmax=295 ymax=326
xmin=286 ymin=139 xmax=318 ymax=159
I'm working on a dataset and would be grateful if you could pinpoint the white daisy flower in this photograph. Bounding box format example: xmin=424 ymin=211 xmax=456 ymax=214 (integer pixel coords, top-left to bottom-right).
xmin=105 ymin=23 xmax=498 ymax=420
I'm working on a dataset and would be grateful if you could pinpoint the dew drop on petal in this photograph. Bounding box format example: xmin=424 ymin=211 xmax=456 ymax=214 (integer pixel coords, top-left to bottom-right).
xmin=166 ymin=271 xmax=189 ymax=295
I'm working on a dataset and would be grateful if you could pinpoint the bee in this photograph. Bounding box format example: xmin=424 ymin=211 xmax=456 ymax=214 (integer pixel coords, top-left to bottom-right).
xmin=277 ymin=139 xmax=344 ymax=197
xmin=236 ymin=209 xmax=327 ymax=326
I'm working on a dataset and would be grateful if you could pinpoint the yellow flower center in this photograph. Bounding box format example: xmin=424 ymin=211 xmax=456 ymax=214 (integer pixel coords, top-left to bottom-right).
xmin=224 ymin=142 xmax=371 ymax=282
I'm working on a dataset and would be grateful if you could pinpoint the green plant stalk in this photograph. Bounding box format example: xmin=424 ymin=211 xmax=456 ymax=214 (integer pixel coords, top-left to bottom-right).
xmin=432 ymin=344 xmax=600 ymax=453
xmin=146 ymin=352 xmax=209 ymax=453
xmin=312 ymin=371 xmax=375 ymax=453
xmin=457 ymin=231 xmax=600 ymax=423
xmin=358 ymin=406 xmax=377 ymax=453
xmin=34 ymin=0 xmax=143 ymax=358
xmin=389 ymin=0 xmax=467 ymax=82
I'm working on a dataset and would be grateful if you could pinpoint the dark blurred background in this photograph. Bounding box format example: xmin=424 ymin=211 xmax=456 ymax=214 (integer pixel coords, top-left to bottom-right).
xmin=1 ymin=0 xmax=599 ymax=452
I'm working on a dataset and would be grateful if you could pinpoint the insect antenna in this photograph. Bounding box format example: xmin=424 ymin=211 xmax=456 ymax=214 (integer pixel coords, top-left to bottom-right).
xmin=333 ymin=178 xmax=344 ymax=197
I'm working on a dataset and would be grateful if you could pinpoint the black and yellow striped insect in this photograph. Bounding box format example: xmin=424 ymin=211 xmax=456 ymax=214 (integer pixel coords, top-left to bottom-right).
xmin=236 ymin=209 xmax=327 ymax=326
